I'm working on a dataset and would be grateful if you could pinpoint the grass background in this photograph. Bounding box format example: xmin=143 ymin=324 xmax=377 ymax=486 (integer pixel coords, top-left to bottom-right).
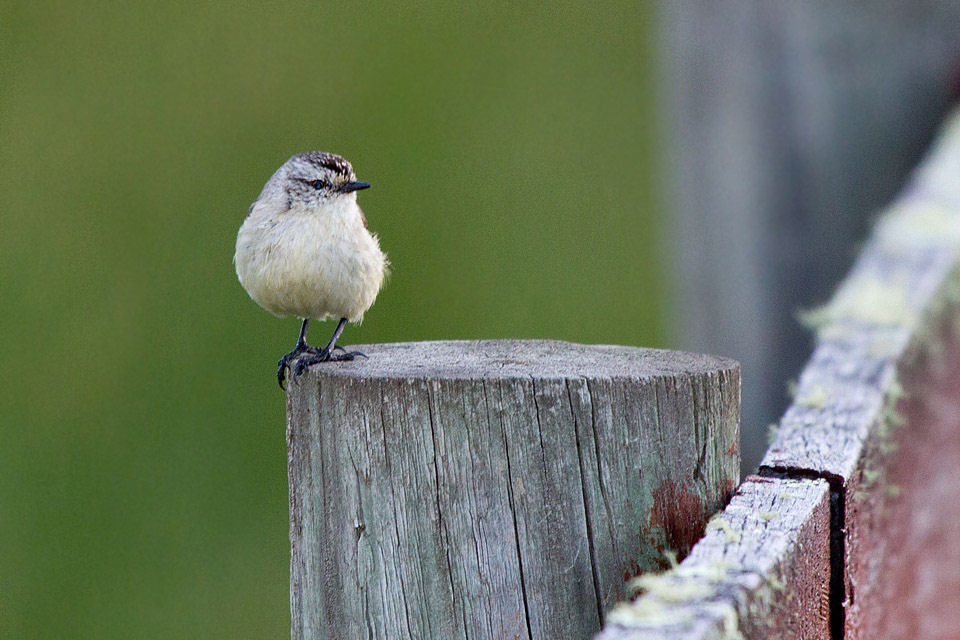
xmin=0 ymin=2 xmax=662 ymax=637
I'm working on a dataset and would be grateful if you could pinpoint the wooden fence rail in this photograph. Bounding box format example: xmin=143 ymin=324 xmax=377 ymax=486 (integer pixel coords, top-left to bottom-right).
xmin=598 ymin=110 xmax=960 ymax=639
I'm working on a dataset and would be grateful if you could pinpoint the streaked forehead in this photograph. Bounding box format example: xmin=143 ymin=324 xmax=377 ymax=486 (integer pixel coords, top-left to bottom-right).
xmin=285 ymin=151 xmax=354 ymax=178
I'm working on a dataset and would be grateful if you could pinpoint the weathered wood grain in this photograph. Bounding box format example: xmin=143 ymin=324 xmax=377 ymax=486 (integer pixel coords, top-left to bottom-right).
xmin=596 ymin=476 xmax=831 ymax=640
xmin=761 ymin=111 xmax=960 ymax=637
xmin=286 ymin=340 xmax=739 ymax=640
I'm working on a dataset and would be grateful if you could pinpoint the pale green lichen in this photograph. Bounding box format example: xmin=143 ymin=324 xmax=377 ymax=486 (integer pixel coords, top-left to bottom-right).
xmin=800 ymin=275 xmax=917 ymax=338
xmin=766 ymin=423 xmax=780 ymax=445
xmin=758 ymin=510 xmax=779 ymax=522
xmin=914 ymin=112 xmax=960 ymax=199
xmin=876 ymin=439 xmax=900 ymax=457
xmin=763 ymin=573 xmax=786 ymax=592
xmin=874 ymin=202 xmax=960 ymax=249
xmin=612 ymin=557 xmax=749 ymax=633
xmin=872 ymin=372 xmax=907 ymax=460
xmin=629 ymin=573 xmax=714 ymax=602
xmin=707 ymin=516 xmax=742 ymax=544
xmin=605 ymin=597 xmax=693 ymax=628
xmin=717 ymin=602 xmax=744 ymax=640
xmin=854 ymin=263 xmax=960 ymax=503
xmin=608 ymin=598 xmax=744 ymax=639
xmin=785 ymin=379 xmax=798 ymax=399
xmin=905 ymin=262 xmax=960 ymax=371
xmin=796 ymin=385 xmax=830 ymax=409
xmin=886 ymin=378 xmax=906 ymax=403
xmin=663 ymin=549 xmax=679 ymax=569
xmin=740 ymin=571 xmax=790 ymax=638
xmin=672 ymin=559 xmax=739 ymax=583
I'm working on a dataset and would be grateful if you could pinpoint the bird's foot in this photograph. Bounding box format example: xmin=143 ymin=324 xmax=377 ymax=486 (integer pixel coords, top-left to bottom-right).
xmin=292 ymin=348 xmax=332 ymax=379
xmin=289 ymin=347 xmax=368 ymax=380
xmin=277 ymin=345 xmax=323 ymax=390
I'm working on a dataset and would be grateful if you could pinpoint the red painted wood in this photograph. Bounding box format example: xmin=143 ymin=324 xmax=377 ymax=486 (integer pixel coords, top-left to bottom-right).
xmin=845 ymin=326 xmax=960 ymax=640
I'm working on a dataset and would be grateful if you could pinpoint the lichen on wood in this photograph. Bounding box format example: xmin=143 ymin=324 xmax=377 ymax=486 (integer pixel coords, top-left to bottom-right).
xmin=597 ymin=477 xmax=831 ymax=640
xmin=596 ymin=106 xmax=960 ymax=640
xmin=762 ymin=108 xmax=960 ymax=638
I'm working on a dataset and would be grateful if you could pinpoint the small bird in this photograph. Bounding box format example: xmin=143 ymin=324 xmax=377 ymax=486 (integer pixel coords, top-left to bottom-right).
xmin=235 ymin=151 xmax=387 ymax=389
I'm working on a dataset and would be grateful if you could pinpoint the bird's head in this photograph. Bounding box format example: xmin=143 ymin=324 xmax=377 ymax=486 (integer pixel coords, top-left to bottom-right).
xmin=269 ymin=151 xmax=370 ymax=210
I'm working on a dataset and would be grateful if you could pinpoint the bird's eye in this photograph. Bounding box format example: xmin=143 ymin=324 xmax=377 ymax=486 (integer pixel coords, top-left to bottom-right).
xmin=312 ymin=180 xmax=326 ymax=190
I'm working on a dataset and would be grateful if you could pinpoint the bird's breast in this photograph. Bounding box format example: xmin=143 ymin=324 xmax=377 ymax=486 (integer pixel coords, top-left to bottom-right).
xmin=235 ymin=201 xmax=386 ymax=321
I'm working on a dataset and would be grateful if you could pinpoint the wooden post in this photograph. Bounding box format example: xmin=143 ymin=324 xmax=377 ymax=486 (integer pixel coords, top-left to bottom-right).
xmin=286 ymin=340 xmax=739 ymax=640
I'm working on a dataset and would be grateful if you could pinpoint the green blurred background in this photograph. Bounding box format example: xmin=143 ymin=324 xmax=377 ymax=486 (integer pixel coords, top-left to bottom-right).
xmin=0 ymin=2 xmax=662 ymax=637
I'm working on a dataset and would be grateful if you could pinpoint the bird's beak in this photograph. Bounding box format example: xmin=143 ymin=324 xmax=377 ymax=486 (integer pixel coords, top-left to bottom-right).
xmin=340 ymin=181 xmax=371 ymax=193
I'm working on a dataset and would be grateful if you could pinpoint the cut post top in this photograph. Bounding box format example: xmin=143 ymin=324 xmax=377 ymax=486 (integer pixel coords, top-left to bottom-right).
xmin=292 ymin=339 xmax=738 ymax=381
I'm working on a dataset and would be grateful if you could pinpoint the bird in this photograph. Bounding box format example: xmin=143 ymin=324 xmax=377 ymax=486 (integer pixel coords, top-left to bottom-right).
xmin=234 ymin=151 xmax=388 ymax=389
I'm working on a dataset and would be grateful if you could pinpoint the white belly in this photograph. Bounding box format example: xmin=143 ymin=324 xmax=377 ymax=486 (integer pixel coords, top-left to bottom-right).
xmin=234 ymin=202 xmax=386 ymax=323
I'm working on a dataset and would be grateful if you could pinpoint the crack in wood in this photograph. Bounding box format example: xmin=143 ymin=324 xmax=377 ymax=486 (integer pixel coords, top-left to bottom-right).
xmin=379 ymin=380 xmax=416 ymax=640
xmin=759 ymin=465 xmax=846 ymax=640
xmin=567 ymin=378 xmax=605 ymax=627
xmin=496 ymin=379 xmax=534 ymax=640
xmin=424 ymin=381 xmax=468 ymax=640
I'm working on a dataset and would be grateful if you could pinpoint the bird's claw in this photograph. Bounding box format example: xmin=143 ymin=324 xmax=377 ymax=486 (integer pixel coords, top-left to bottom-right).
xmin=287 ymin=347 xmax=368 ymax=384
xmin=293 ymin=348 xmax=332 ymax=378
xmin=332 ymin=348 xmax=367 ymax=361
xmin=277 ymin=345 xmax=323 ymax=390
xmin=277 ymin=355 xmax=293 ymax=390
xmin=278 ymin=344 xmax=368 ymax=390
xmin=331 ymin=345 xmax=367 ymax=359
